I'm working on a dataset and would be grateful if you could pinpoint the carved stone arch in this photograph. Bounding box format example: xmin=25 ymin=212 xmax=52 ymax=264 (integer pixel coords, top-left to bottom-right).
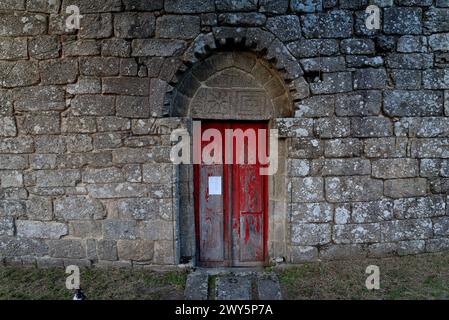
xmin=170 ymin=51 xmax=293 ymax=119
xmin=163 ymin=27 xmax=308 ymax=117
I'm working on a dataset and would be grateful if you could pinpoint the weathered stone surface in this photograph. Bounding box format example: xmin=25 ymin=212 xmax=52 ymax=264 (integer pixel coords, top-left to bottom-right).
xmin=54 ymin=196 xmax=105 ymax=220
xmin=215 ymin=0 xmax=257 ymax=12
xmin=0 ymin=217 xmax=14 ymax=236
xmin=390 ymin=70 xmax=422 ymax=90
xmin=97 ymin=117 xmax=130 ymax=132
xmin=295 ymin=95 xmax=334 ymax=118
xmin=97 ymin=240 xmax=118 ymax=261
xmin=423 ymin=69 xmax=449 ymax=89
xmin=352 ymin=200 xmax=394 ymax=223
xmin=139 ymin=220 xmax=173 ymax=240
xmin=325 ymin=176 xmax=383 ymax=202
xmin=386 ymin=53 xmax=433 ymax=69
xmin=324 ymin=139 xmax=362 ymax=158
xmin=0 ymin=155 xmax=28 ymax=170
xmin=157 ymin=15 xmax=200 ymax=40
xmin=71 ymin=95 xmax=115 ymax=116
xmin=288 ymin=39 xmax=339 ymax=58
xmin=16 ymin=220 xmax=67 ymax=239
xmin=103 ymin=220 xmax=138 ymax=240
xmin=87 ymin=183 xmax=146 ymax=199
xmin=69 ymin=221 xmax=101 ymax=238
xmin=0 ymin=137 xmax=33 ymax=154
xmin=30 ymin=35 xmax=61 ymax=60
xmin=424 ymin=8 xmax=449 ymax=33
xmin=0 ymin=12 xmax=47 ymax=36
xmin=291 ymin=177 xmax=324 ymax=202
xmin=61 ymin=116 xmax=96 ymax=133
xmin=411 ymin=139 xmax=449 ymax=158
xmin=420 ymin=159 xmax=449 ymax=177
xmin=364 ymin=138 xmax=407 ymax=158
xmin=102 ymin=77 xmax=150 ymax=96
xmin=25 ymin=195 xmax=52 ymax=221
xmin=80 ymin=57 xmax=120 ymax=76
xmin=117 ymin=239 xmax=153 ymax=261
xmin=333 ymin=223 xmax=381 ymax=244
xmin=384 ymin=178 xmax=427 ymax=198
xmin=335 ymin=91 xmax=381 ymax=116
xmin=341 ymin=39 xmax=375 ymax=55
xmin=123 ymin=0 xmax=163 ymax=11
xmin=0 ymin=236 xmax=48 ymax=257
xmin=429 ymin=33 xmax=449 ymax=51
xmin=395 ymin=117 xmax=449 ymax=137
xmin=0 ymin=170 xmax=23 ymax=188
xmin=63 ymin=39 xmax=100 ymax=57
xmin=351 ymin=117 xmax=393 ymax=137
xmin=384 ymin=7 xmax=422 ymax=34
xmin=397 ymin=35 xmax=428 ymax=53
xmin=79 ymin=13 xmax=113 ymax=39
xmin=0 ymin=117 xmax=17 ymax=137
xmin=48 ymin=239 xmax=85 ymax=258
xmin=132 ymin=39 xmax=187 ymax=57
xmin=165 ymin=0 xmax=214 ymax=13
xmin=20 ymin=112 xmax=61 ymax=135
xmin=289 ymin=138 xmax=323 ymax=159
xmin=102 ymin=39 xmax=131 ymax=57
xmin=291 ymin=203 xmax=333 ymax=223
xmin=381 ymin=219 xmax=433 ymax=242
xmin=114 ymin=13 xmax=155 ymax=39
xmin=301 ymin=10 xmax=352 ymax=38
xmin=62 ymin=0 xmax=121 ymax=13
xmin=288 ymin=159 xmax=310 ymax=177
xmin=14 ymin=85 xmax=65 ymax=112
xmin=310 ymin=72 xmax=352 ymax=94
xmin=426 ymin=238 xmax=449 ymax=252
xmin=277 ymin=118 xmax=313 ymax=138
xmin=291 ymin=223 xmax=331 ymax=245
xmin=0 ymin=61 xmax=39 ymax=87
xmin=322 ymin=159 xmax=370 ymax=176
xmin=40 ymin=59 xmax=78 ymax=85
xmin=300 ymin=56 xmax=345 ymax=73
xmin=353 ymin=68 xmax=387 ymax=89
xmin=0 ymin=38 xmax=28 ymax=60
xmin=32 ymin=170 xmax=80 ymax=187
xmin=116 ymin=96 xmax=150 ymax=118
xmin=394 ymin=196 xmax=446 ymax=219
xmin=433 ymin=217 xmax=449 ymax=236
xmin=372 ymin=159 xmax=418 ymax=179
xmin=385 ymin=90 xmax=443 ymax=116
xmin=266 ymin=15 xmax=301 ymax=42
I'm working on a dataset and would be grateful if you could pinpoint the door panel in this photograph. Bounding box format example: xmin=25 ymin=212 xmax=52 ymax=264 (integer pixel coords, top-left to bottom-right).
xmin=231 ymin=122 xmax=267 ymax=266
xmin=199 ymin=164 xmax=224 ymax=262
xmin=195 ymin=121 xmax=268 ymax=267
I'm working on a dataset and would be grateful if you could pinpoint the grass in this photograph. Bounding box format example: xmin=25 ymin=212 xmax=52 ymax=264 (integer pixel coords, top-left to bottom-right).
xmin=0 ymin=267 xmax=187 ymax=300
xmin=277 ymin=252 xmax=449 ymax=300
xmin=1 ymin=253 xmax=449 ymax=300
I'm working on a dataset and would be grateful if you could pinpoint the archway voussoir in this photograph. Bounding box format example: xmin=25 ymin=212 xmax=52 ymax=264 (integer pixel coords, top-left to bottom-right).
xmin=183 ymin=33 xmax=216 ymax=65
xmin=212 ymin=27 xmax=248 ymax=44
xmin=245 ymin=27 xmax=275 ymax=52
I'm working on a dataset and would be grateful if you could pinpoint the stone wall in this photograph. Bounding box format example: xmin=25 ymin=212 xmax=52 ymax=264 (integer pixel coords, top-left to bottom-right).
xmin=0 ymin=0 xmax=448 ymax=267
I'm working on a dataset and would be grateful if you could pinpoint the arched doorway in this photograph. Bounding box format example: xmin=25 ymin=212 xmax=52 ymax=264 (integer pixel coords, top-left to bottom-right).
xmin=170 ymin=52 xmax=293 ymax=267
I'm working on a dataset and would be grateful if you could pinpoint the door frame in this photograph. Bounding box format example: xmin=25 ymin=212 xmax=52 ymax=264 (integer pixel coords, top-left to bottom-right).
xmin=193 ymin=120 xmax=270 ymax=268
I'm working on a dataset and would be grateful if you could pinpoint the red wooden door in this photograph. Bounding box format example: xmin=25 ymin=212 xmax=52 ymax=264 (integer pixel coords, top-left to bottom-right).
xmin=194 ymin=121 xmax=268 ymax=267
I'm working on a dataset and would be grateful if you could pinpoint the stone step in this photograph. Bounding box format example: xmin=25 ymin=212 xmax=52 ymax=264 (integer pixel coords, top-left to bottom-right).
xmin=215 ymin=274 xmax=253 ymax=300
xmin=184 ymin=270 xmax=282 ymax=300
xmin=184 ymin=271 xmax=209 ymax=300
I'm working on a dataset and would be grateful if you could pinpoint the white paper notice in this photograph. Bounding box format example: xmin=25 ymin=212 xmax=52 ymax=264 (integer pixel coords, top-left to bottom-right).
xmin=208 ymin=176 xmax=222 ymax=195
